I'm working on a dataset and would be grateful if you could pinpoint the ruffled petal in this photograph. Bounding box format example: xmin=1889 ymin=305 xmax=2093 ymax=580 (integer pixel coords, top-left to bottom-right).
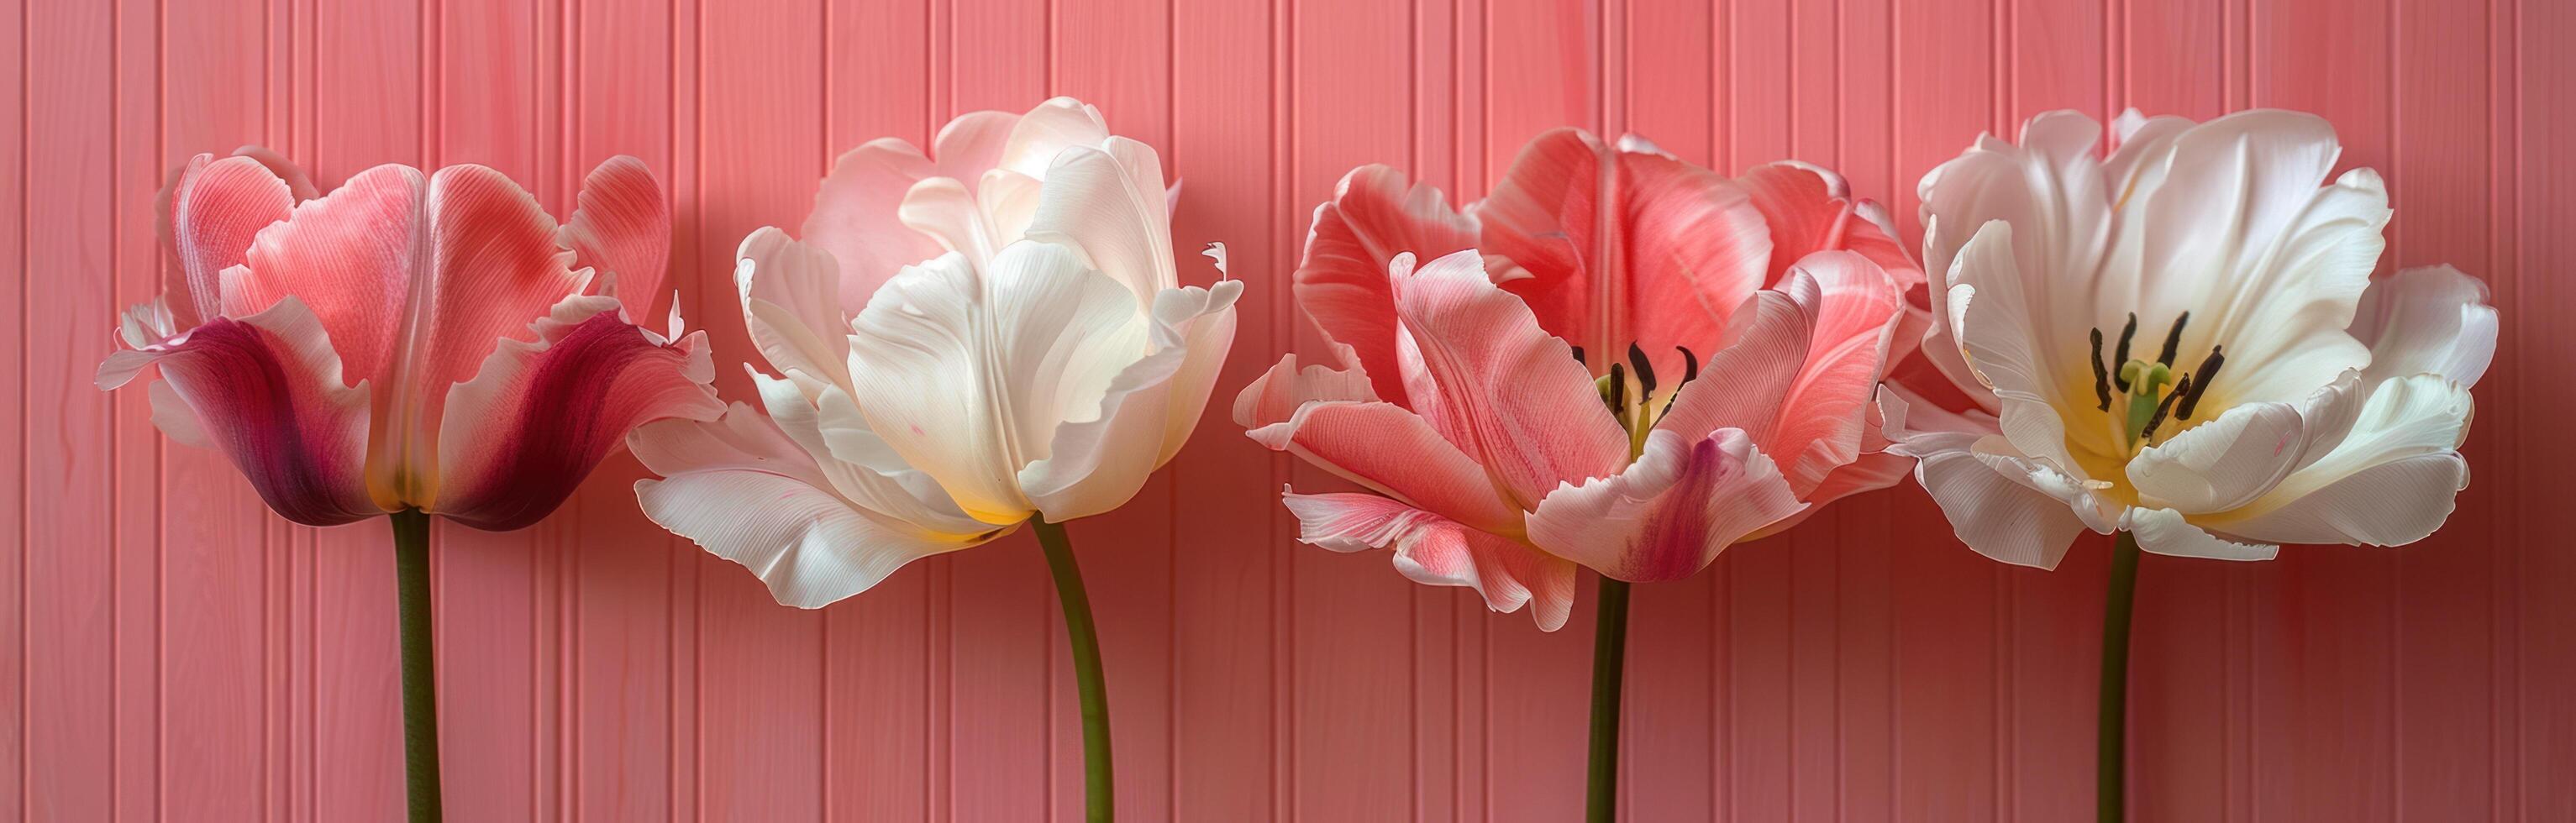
xmin=639 ymin=470 xmax=1002 ymax=608
xmin=2127 ymin=400 xmax=2308 ymax=514
xmin=1883 ymin=391 xmax=2105 ymax=569
xmin=2352 ymin=265 xmax=2498 ymax=388
xmin=1653 ymin=253 xmax=1906 ymax=498
xmin=1021 ymin=141 xmax=1180 ymax=303
xmin=804 ymin=139 xmax=954 ymax=307
xmin=997 ymin=97 xmax=1112 ymax=181
xmin=428 ymin=296 xmax=721 ymax=530
xmin=223 ymin=163 xmax=425 ymax=388
xmin=1238 ymin=351 xmax=1525 ymax=535
xmin=560 ymin=155 xmax=672 ymax=322
xmin=1280 ymin=492 xmax=1576 ymax=632
xmin=2122 ymin=507 xmax=2278 ymax=561
xmin=1293 ymin=165 xmax=1481 ymax=404
xmin=1916 ymin=111 xmax=2113 ymax=381
xmin=1526 ymin=428 xmax=1804 ymax=582
xmin=1939 ymin=220 xmax=2100 ymax=473
xmin=733 ymin=227 xmax=852 ymax=393
xmin=2206 ymin=374 xmax=2473 ymax=546
xmin=2137 ymin=112 xmax=2383 ymax=404
xmin=1020 ymin=280 xmax=1242 ymax=521
xmin=159 ymin=152 xmax=301 ymax=328
xmin=1736 ymin=160 xmax=1922 ymax=293
xmin=1473 ymin=128 xmax=1770 ymax=376
xmin=846 ymin=244 xmax=1145 ymax=524
xmin=99 ymin=299 xmax=380 ymax=526
xmin=1390 ymin=250 xmax=1629 ymax=507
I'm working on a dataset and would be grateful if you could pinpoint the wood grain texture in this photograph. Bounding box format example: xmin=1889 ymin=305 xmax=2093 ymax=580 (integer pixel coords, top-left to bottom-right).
xmin=1 ymin=0 xmax=2565 ymax=819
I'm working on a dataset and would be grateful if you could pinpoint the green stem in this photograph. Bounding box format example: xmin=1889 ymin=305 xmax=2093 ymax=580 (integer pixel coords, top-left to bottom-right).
xmin=2098 ymin=531 xmax=2141 ymax=823
xmin=1585 ymin=576 xmax=1632 ymax=823
xmin=389 ymin=509 xmax=443 ymax=823
xmin=1034 ymin=517 xmax=1113 ymax=822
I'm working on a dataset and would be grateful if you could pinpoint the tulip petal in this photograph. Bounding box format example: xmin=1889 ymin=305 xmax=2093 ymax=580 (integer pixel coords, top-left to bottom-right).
xmin=223 ymin=164 xmax=425 ymax=388
xmin=1021 ymin=280 xmax=1243 ymax=521
xmin=2123 ymin=507 xmax=2278 ymax=561
xmin=1473 ymin=128 xmax=1771 ymax=376
xmin=428 ymin=296 xmax=721 ymax=530
xmin=2127 ymin=400 xmax=2307 ymax=514
xmin=847 ymin=244 xmax=1144 ymax=524
xmin=1655 ymin=253 xmax=1905 ymax=497
xmin=1282 ymin=492 xmax=1576 ymax=631
xmin=998 ymin=97 xmax=1112 ymax=181
xmin=806 ymin=139 xmax=954 ymax=307
xmin=1736 ymin=160 xmax=1922 ymax=292
xmin=160 ymin=152 xmax=300 ymax=328
xmin=734 ymin=227 xmax=853 ymax=393
xmin=1293 ymin=165 xmax=1480 ymax=404
xmin=1390 ymin=250 xmax=1630 ymax=507
xmin=638 ymin=470 xmax=1003 ymax=609
xmin=560 ymin=155 xmax=672 ymax=322
xmin=1237 ymin=348 xmax=1526 ymax=535
xmin=1526 ymin=428 xmax=1805 ymax=582
xmin=2352 ymin=265 xmax=2498 ymax=388
xmin=103 ymin=299 xmax=379 ymax=527
xmin=2207 ymin=374 xmax=2473 ymax=545
xmin=1023 ymin=141 xmax=1179 ymax=303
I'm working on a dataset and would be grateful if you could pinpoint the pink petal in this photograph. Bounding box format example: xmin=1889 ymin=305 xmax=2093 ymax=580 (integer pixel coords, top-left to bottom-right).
xmin=105 ymin=300 xmax=380 ymax=526
xmin=1735 ymin=161 xmax=1924 ymax=294
xmin=1655 ymin=253 xmax=1904 ymax=499
xmin=429 ymin=300 xmax=721 ymax=531
xmin=1281 ymin=492 xmax=1577 ymax=632
xmin=1293 ymin=164 xmax=1479 ymax=405
xmin=804 ymin=139 xmax=952 ymax=308
xmin=224 ymin=164 xmax=424 ymax=389
xmin=560 ymin=155 xmax=673 ymax=322
xmin=158 ymin=152 xmax=300 ymax=328
xmin=1472 ymin=128 xmax=1770 ymax=377
xmin=1390 ymin=250 xmax=1629 ymax=508
xmin=1526 ymin=428 xmax=1805 ymax=582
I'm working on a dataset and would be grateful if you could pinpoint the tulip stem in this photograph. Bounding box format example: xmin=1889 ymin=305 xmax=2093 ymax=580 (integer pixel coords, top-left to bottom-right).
xmin=2098 ymin=531 xmax=2141 ymax=823
xmin=1585 ymin=576 xmax=1632 ymax=823
xmin=1034 ymin=517 xmax=1113 ymax=822
xmin=389 ymin=509 xmax=443 ymax=822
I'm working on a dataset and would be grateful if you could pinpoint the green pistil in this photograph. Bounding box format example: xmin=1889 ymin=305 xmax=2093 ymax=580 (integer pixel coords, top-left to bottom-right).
xmin=2121 ymin=359 xmax=2172 ymax=445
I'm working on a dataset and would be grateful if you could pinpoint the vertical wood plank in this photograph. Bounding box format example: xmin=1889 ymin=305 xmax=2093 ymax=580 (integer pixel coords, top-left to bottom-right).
xmin=2513 ymin=0 xmax=2573 ymax=817
xmin=1170 ymin=0 xmax=1282 ymax=815
xmin=23 ymin=0 xmax=116 ymax=817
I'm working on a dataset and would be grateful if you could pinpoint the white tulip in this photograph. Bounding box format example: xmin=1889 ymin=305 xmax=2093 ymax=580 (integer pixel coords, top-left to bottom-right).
xmin=1893 ymin=108 xmax=2495 ymax=568
xmin=633 ymin=97 xmax=1242 ymax=607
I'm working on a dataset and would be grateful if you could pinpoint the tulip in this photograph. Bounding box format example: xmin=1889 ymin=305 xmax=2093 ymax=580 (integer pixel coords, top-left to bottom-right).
xmin=630 ymin=98 xmax=1240 ymax=821
xmin=1241 ymin=129 xmax=1918 ymax=821
xmin=1892 ymin=109 xmax=2495 ymax=821
xmin=95 ymin=149 xmax=721 ymax=820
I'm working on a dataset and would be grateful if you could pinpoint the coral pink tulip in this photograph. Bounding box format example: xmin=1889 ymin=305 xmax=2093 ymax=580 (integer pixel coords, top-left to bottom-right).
xmin=98 ymin=149 xmax=722 ymax=530
xmin=1239 ymin=129 xmax=1922 ymax=630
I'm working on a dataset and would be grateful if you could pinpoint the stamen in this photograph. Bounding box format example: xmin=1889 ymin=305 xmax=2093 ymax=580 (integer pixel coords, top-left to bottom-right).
xmin=2177 ymin=346 xmax=2224 ymax=420
xmin=1606 ymin=362 xmax=1628 ymax=414
xmin=2089 ymin=328 xmax=2113 ymax=411
xmin=1570 ymin=346 xmax=1586 ymax=367
xmin=1627 ymin=343 xmax=1657 ymax=398
xmin=2112 ymin=313 xmax=2138 ymax=390
xmin=1660 ymin=346 xmax=1700 ymax=419
xmin=2140 ymin=375 xmax=2190 ymax=442
xmin=2156 ymin=312 xmax=2190 ymax=366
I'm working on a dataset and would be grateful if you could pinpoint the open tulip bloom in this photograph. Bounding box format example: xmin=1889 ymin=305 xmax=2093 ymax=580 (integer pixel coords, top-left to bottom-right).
xmin=96 ymin=149 xmax=722 ymax=820
xmin=1239 ymin=129 xmax=1919 ymax=821
xmin=1892 ymin=109 xmax=2495 ymax=821
xmin=628 ymin=97 xmax=1240 ymax=820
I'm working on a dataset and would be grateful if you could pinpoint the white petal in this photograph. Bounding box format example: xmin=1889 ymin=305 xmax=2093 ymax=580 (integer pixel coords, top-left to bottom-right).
xmin=1020 ymin=281 xmax=1241 ymax=521
xmin=845 ymin=244 xmax=1143 ymax=524
xmin=2124 ymin=507 xmax=2279 ymax=561
xmin=2208 ymin=374 xmax=2473 ymax=545
xmin=1021 ymin=142 xmax=1178 ymax=303
xmin=1911 ymin=438 xmax=2095 ymax=569
xmin=1947 ymin=220 xmax=2099 ymax=471
xmin=898 ymin=177 xmax=1003 ymax=270
xmin=735 ymin=228 xmax=851 ymax=392
xmin=2352 ymin=265 xmax=2497 ymax=388
xmin=638 ymin=471 xmax=1001 ymax=608
xmin=2127 ymin=401 xmax=2305 ymax=513
xmin=998 ymin=97 xmax=1113 ymax=181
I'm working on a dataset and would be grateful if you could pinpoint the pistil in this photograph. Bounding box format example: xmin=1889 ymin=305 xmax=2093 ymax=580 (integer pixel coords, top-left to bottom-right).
xmin=2095 ymin=310 xmax=2223 ymax=451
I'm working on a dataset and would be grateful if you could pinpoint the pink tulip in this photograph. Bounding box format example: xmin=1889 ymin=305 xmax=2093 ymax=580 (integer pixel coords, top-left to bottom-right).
xmin=97 ymin=148 xmax=723 ymax=530
xmin=1239 ymin=129 xmax=1922 ymax=630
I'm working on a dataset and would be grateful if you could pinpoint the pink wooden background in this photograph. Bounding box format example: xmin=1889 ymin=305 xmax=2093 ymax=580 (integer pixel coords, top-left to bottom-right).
xmin=3 ymin=0 xmax=2568 ymax=820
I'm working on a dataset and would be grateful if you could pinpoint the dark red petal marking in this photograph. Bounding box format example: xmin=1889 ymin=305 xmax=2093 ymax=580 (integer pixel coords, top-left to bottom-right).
xmin=155 ymin=317 xmax=379 ymax=527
